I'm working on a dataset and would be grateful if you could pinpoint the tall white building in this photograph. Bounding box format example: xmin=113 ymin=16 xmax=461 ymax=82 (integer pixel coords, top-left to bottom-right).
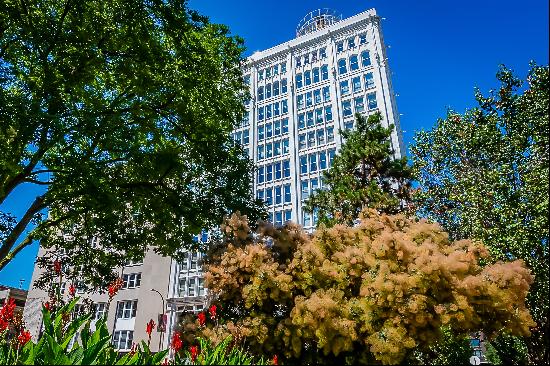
xmin=24 ymin=7 xmax=404 ymax=354
xmin=233 ymin=8 xmax=404 ymax=229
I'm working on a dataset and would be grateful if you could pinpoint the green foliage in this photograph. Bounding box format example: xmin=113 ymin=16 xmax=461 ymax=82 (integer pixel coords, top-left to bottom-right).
xmin=406 ymin=327 xmax=472 ymax=365
xmin=304 ymin=112 xmax=413 ymax=227
xmin=484 ymin=335 xmax=528 ymax=365
xmin=0 ymin=0 xmax=264 ymax=285
xmin=411 ymin=63 xmax=549 ymax=364
xmin=174 ymin=336 xmax=268 ymax=365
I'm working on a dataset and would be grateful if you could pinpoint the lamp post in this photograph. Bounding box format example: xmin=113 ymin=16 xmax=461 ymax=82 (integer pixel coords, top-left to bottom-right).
xmin=150 ymin=288 xmax=166 ymax=350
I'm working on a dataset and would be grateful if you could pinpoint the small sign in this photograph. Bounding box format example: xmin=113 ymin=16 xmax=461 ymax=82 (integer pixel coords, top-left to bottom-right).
xmin=469 ymin=355 xmax=481 ymax=365
xmin=157 ymin=313 xmax=167 ymax=332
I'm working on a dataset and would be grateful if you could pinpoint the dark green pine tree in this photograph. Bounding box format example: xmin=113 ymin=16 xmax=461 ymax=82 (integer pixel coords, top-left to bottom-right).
xmin=304 ymin=112 xmax=413 ymax=227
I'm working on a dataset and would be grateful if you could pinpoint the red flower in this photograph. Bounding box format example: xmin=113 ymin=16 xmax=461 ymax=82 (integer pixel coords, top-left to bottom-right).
xmin=197 ymin=312 xmax=206 ymax=327
xmin=189 ymin=345 xmax=199 ymax=362
xmin=54 ymin=260 xmax=62 ymax=275
xmin=68 ymin=284 xmax=76 ymax=297
xmin=17 ymin=330 xmax=31 ymax=347
xmin=208 ymin=304 xmax=217 ymax=320
xmin=146 ymin=319 xmax=155 ymax=336
xmin=0 ymin=298 xmax=16 ymax=331
xmin=161 ymin=358 xmax=170 ymax=365
xmin=272 ymin=354 xmax=278 ymax=365
xmin=108 ymin=278 xmax=123 ymax=299
xmin=0 ymin=318 xmax=7 ymax=333
xmin=43 ymin=302 xmax=51 ymax=311
xmin=171 ymin=332 xmax=183 ymax=352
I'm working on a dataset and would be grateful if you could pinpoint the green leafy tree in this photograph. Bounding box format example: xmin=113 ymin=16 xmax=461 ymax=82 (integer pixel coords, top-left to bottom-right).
xmin=0 ymin=0 xmax=263 ymax=285
xmin=304 ymin=112 xmax=413 ymax=227
xmin=411 ymin=64 xmax=549 ymax=364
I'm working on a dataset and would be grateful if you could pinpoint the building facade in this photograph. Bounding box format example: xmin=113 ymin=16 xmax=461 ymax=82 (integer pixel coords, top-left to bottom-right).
xmin=24 ymin=7 xmax=403 ymax=353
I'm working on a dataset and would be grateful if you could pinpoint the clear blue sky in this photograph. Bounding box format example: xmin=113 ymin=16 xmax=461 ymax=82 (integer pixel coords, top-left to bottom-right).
xmin=1 ymin=0 xmax=548 ymax=289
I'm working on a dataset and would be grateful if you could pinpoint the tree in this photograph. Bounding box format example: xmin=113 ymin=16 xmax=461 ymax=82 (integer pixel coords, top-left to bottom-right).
xmin=304 ymin=112 xmax=413 ymax=227
xmin=411 ymin=64 xmax=549 ymax=363
xmin=0 ymin=0 xmax=263 ymax=285
xmin=197 ymin=211 xmax=535 ymax=365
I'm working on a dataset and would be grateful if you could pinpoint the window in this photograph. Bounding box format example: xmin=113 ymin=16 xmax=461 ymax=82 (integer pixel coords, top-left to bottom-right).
xmin=301 ymin=180 xmax=309 ymax=200
xmin=281 ymin=79 xmax=288 ymax=93
xmin=311 ymin=51 xmax=317 ymax=63
xmin=284 ymin=184 xmax=291 ymax=203
xmin=268 ymin=212 xmax=273 ymax=223
xmin=266 ymin=123 xmax=273 ymax=138
xmin=349 ymin=54 xmax=359 ymax=71
xmin=187 ymin=277 xmax=197 ymax=296
xmin=284 ymin=210 xmax=292 ymax=222
xmin=342 ymin=100 xmax=353 ymax=117
xmin=258 ymin=69 xmax=264 ymax=80
xmin=325 ymin=106 xmax=333 ymax=121
xmin=94 ymin=302 xmax=107 ymax=320
xmin=275 ymin=186 xmax=282 ymax=204
xmin=282 ymin=138 xmax=289 ymax=154
xmin=266 ymin=67 xmax=271 ymax=78
xmin=257 ymin=166 xmax=264 ymax=183
xmin=243 ymin=130 xmax=249 ymax=145
xmin=274 ymin=141 xmax=281 ymax=156
xmin=258 ymin=107 xmax=264 ymax=121
xmin=257 ymin=189 xmax=264 ymax=200
xmin=327 ymin=127 xmax=335 ymax=142
xmin=367 ymin=93 xmax=378 ymax=109
xmin=297 ymin=95 xmax=304 ymax=110
xmin=265 ymin=104 xmax=272 ymax=119
xmin=306 ymin=111 xmax=314 ymax=127
xmin=275 ymin=211 xmax=283 ymax=226
xmin=352 ymin=76 xmax=362 ymax=92
xmin=112 ymin=331 xmax=134 ymax=350
xmin=281 ymin=62 xmax=287 ymax=73
xmin=311 ymin=178 xmax=319 ymax=193
xmin=319 ymin=151 xmax=327 ymax=170
xmin=303 ymin=54 xmax=309 ymax=64
xmin=321 ymin=64 xmax=328 ymax=80
xmin=274 ymin=120 xmax=281 ymax=136
xmin=273 ymin=64 xmax=279 ymax=75
xmin=304 ymin=70 xmax=311 ymax=86
xmin=359 ymin=34 xmax=367 ymax=45
xmin=282 ymin=100 xmax=288 ymax=114
xmin=309 ymin=154 xmax=318 ymax=172
xmin=244 ymin=75 xmax=250 ymax=85
xmin=299 ymin=134 xmax=306 ymax=150
xmin=257 ymin=145 xmax=264 ymax=160
xmin=266 ymin=143 xmax=273 ymax=158
xmin=283 ymin=160 xmax=290 ymax=177
xmin=298 ymin=113 xmax=305 ymax=129
xmin=296 ymin=74 xmax=303 ymax=89
xmin=307 ymin=131 xmax=315 ymax=148
xmin=258 ymin=125 xmax=264 ymax=141
xmin=198 ymin=278 xmax=205 ymax=296
xmin=364 ymin=72 xmax=375 ymax=89
xmin=361 ymin=51 xmax=371 ymax=67
xmin=345 ymin=121 xmax=354 ymax=130
xmin=122 ymin=273 xmax=141 ymax=289
xmin=266 ymin=164 xmax=273 ymax=181
xmin=348 ymin=37 xmax=356 ymax=49
xmin=354 ymin=96 xmax=365 ymax=113
xmin=306 ymin=92 xmax=312 ymax=107
xmin=265 ymin=84 xmax=272 ymax=98
xmin=116 ymin=300 xmax=137 ymax=319
xmin=282 ymin=118 xmax=289 ymax=134
xmin=328 ymin=149 xmax=336 ymax=166
xmin=295 ymin=56 xmax=302 ymax=67
xmin=303 ymin=211 xmax=311 ymax=227
xmin=317 ymin=129 xmax=325 ymax=145
xmin=266 ymin=188 xmax=273 ymax=205
xmin=257 ymin=86 xmax=264 ymax=101
xmin=315 ymin=108 xmax=323 ymax=124
xmin=273 ymin=102 xmax=280 ymax=117
xmin=273 ymin=81 xmax=280 ymax=96
xmin=300 ymin=156 xmax=307 ymax=174
xmin=190 ymin=252 xmax=199 ymax=269
xmin=312 ymin=68 xmax=320 ymax=83
xmin=340 ymin=80 xmax=350 ymax=96
xmin=275 ymin=162 xmax=282 ymax=180
xmin=322 ymin=86 xmax=330 ymax=101
xmin=338 ymin=58 xmax=347 ymax=75
xmin=314 ymin=89 xmax=321 ymax=104
xmin=336 ymin=41 xmax=344 ymax=53
xmin=319 ymin=48 xmax=327 ymax=58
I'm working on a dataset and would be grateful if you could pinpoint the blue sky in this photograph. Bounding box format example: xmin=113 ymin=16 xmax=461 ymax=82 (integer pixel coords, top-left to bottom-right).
xmin=1 ymin=0 xmax=548 ymax=289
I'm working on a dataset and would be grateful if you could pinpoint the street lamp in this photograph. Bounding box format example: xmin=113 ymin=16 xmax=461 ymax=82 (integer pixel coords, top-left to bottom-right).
xmin=150 ymin=288 xmax=166 ymax=350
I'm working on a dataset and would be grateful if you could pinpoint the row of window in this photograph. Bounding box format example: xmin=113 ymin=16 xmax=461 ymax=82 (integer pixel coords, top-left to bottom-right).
xmin=299 ymin=149 xmax=336 ymax=175
xmin=257 ymin=139 xmax=290 ymax=160
xmin=295 ymin=47 xmax=327 ymax=67
xmin=336 ymin=33 xmax=368 ymax=54
xmin=257 ymin=184 xmax=292 ymax=206
xmin=303 ymin=209 xmax=320 ymax=228
xmin=232 ymin=130 xmax=249 ymax=146
xmin=267 ymin=210 xmax=293 ymax=226
xmin=295 ymin=65 xmax=329 ymax=89
xmin=122 ymin=273 xmax=141 ymax=289
xmin=116 ymin=300 xmax=138 ymax=320
xmin=257 ymin=99 xmax=288 ymax=120
xmin=301 ymin=177 xmax=324 ymax=200
xmin=178 ymin=275 xmax=205 ymax=297
xmin=298 ymin=127 xmax=335 ymax=150
xmin=340 ymin=72 xmax=375 ymax=96
xmin=257 ymin=79 xmax=288 ymax=101
xmin=342 ymin=94 xmax=378 ymax=118
xmin=296 ymin=86 xmax=331 ymax=110
xmin=298 ymin=106 xmax=333 ymax=129
xmin=258 ymin=118 xmax=289 ymax=141
xmin=112 ymin=330 xmax=133 ymax=350
xmin=337 ymin=51 xmax=372 ymax=75
xmin=258 ymin=62 xmax=287 ymax=81
xmin=257 ymin=160 xmax=291 ymax=183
